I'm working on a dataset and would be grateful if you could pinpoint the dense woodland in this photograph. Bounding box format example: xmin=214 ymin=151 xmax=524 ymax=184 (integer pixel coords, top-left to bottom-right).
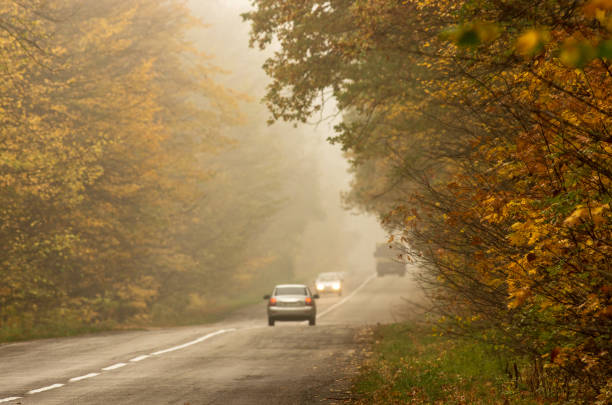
xmin=244 ymin=0 xmax=612 ymax=402
xmin=2 ymin=0 xmax=611 ymax=401
xmin=0 ymin=0 xmax=329 ymax=339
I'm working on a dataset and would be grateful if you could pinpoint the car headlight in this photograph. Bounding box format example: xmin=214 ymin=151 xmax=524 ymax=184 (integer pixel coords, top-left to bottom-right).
xmin=316 ymin=283 xmax=324 ymax=290
xmin=332 ymin=282 xmax=341 ymax=290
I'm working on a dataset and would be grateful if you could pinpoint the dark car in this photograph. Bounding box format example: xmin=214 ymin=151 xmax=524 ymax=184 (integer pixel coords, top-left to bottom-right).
xmin=376 ymin=261 xmax=406 ymax=277
xmin=263 ymin=284 xmax=319 ymax=326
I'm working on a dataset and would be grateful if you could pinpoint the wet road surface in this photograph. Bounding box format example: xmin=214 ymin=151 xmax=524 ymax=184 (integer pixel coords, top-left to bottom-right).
xmin=0 ymin=273 xmax=419 ymax=404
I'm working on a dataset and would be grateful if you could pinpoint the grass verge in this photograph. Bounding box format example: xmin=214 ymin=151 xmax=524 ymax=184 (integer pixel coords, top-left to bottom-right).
xmin=351 ymin=322 xmax=542 ymax=404
xmin=0 ymin=291 xmax=265 ymax=343
xmin=0 ymin=319 xmax=122 ymax=343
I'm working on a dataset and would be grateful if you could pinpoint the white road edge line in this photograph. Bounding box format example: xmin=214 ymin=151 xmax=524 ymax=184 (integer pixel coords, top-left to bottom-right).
xmin=27 ymin=383 xmax=64 ymax=394
xmin=102 ymin=362 xmax=127 ymax=371
xmin=69 ymin=372 xmax=99 ymax=382
xmin=151 ymin=328 xmax=235 ymax=356
xmin=0 ymin=397 xmax=22 ymax=403
xmin=317 ymin=273 xmax=377 ymax=319
xmin=129 ymin=354 xmax=150 ymax=362
xmin=11 ymin=328 xmax=237 ymax=400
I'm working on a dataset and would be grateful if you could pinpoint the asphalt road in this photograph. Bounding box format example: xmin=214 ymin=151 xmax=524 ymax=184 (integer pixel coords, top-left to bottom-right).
xmin=0 ymin=273 xmax=419 ymax=405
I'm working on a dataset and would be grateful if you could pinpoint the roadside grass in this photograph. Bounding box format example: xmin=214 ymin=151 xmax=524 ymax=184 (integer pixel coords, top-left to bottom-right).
xmin=150 ymin=292 xmax=264 ymax=327
xmin=0 ymin=288 xmax=267 ymax=343
xmin=352 ymin=322 xmax=542 ymax=404
xmin=0 ymin=318 xmax=121 ymax=343
xmin=0 ymin=298 xmax=253 ymax=343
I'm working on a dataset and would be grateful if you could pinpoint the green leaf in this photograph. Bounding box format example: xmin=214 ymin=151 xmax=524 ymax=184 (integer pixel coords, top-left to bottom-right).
xmin=597 ymin=39 xmax=612 ymax=59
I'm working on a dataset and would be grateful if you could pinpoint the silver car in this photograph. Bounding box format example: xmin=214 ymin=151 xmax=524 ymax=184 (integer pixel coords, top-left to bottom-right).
xmin=263 ymin=284 xmax=319 ymax=326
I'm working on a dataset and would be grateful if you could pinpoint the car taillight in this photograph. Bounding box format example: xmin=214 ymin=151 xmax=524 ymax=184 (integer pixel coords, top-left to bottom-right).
xmin=269 ymin=297 xmax=277 ymax=306
xmin=305 ymin=297 xmax=313 ymax=305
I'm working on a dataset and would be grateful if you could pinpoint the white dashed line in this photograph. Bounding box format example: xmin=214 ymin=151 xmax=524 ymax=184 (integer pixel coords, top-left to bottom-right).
xmin=151 ymin=329 xmax=235 ymax=355
xmin=7 ymin=326 xmax=237 ymax=400
xmin=317 ymin=273 xmax=377 ymax=319
xmin=102 ymin=362 xmax=127 ymax=371
xmin=0 ymin=397 xmax=22 ymax=403
xmin=129 ymin=354 xmax=150 ymax=362
xmin=28 ymin=383 xmax=64 ymax=394
xmin=69 ymin=372 xmax=99 ymax=382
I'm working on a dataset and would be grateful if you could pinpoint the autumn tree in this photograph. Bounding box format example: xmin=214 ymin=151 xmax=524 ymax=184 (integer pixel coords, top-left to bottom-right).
xmin=1 ymin=0 xmax=330 ymax=339
xmin=245 ymin=0 xmax=612 ymax=401
xmin=0 ymin=0 xmax=235 ymax=331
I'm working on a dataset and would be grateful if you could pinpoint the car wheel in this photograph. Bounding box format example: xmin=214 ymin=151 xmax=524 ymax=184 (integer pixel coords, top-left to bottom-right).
xmin=309 ymin=317 xmax=316 ymax=326
xmin=268 ymin=318 xmax=275 ymax=326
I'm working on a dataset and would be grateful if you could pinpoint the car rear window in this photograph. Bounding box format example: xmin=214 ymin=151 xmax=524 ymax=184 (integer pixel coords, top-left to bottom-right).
xmin=275 ymin=287 xmax=308 ymax=296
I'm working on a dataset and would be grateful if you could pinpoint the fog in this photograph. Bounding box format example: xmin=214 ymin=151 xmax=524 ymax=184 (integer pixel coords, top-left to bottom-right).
xmin=188 ymin=0 xmax=386 ymax=282
xmin=0 ymin=0 xmax=389 ymax=332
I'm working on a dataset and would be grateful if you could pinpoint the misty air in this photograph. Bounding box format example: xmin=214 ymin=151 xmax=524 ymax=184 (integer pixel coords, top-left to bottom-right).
xmin=1 ymin=0 xmax=610 ymax=404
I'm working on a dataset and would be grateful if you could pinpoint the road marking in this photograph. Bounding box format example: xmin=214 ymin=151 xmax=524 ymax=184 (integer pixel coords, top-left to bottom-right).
xmin=129 ymin=354 xmax=150 ymax=362
xmin=102 ymin=362 xmax=127 ymax=371
xmin=5 ymin=328 xmax=237 ymax=401
xmin=27 ymin=383 xmax=64 ymax=394
xmin=69 ymin=372 xmax=99 ymax=382
xmin=0 ymin=397 xmax=22 ymax=403
xmin=151 ymin=329 xmax=235 ymax=355
xmin=317 ymin=273 xmax=377 ymax=319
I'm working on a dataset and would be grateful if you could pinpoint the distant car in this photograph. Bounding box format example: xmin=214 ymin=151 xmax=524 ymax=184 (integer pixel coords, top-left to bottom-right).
xmin=315 ymin=272 xmax=343 ymax=296
xmin=264 ymin=284 xmax=319 ymax=326
xmin=376 ymin=261 xmax=406 ymax=277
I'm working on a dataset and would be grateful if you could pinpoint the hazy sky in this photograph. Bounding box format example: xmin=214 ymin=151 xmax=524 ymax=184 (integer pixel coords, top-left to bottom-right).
xmin=188 ymin=0 xmax=387 ymax=277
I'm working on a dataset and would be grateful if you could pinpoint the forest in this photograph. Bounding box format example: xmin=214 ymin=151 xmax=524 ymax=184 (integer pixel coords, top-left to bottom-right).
xmin=0 ymin=0 xmax=343 ymax=340
xmin=244 ymin=0 xmax=612 ymax=403
xmin=1 ymin=0 xmax=611 ymax=402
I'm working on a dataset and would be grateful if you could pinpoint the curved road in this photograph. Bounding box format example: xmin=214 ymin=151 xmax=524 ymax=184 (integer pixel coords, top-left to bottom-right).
xmin=0 ymin=273 xmax=419 ymax=404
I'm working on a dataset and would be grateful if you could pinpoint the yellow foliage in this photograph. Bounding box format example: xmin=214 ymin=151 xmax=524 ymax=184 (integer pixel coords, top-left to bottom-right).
xmin=515 ymin=29 xmax=550 ymax=56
